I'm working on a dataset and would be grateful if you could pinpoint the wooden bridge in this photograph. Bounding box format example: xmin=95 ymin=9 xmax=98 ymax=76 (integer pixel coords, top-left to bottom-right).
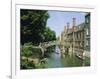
xmin=23 ymin=40 xmax=59 ymax=57
xmin=38 ymin=40 xmax=59 ymax=56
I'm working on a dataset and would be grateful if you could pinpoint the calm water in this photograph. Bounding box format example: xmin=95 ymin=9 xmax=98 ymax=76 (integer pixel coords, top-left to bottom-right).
xmin=44 ymin=45 xmax=90 ymax=68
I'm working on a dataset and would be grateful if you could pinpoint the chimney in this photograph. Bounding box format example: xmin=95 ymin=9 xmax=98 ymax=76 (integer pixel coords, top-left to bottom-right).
xmin=73 ymin=17 xmax=76 ymax=27
xmin=72 ymin=17 xmax=76 ymax=31
xmin=67 ymin=22 xmax=69 ymax=32
xmin=64 ymin=25 xmax=67 ymax=33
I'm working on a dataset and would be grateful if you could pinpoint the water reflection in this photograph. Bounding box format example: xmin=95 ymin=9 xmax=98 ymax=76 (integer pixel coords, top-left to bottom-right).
xmin=44 ymin=45 xmax=90 ymax=68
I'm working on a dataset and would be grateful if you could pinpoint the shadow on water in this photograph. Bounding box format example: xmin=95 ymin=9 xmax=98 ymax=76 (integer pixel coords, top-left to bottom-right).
xmin=61 ymin=54 xmax=84 ymax=67
xmin=42 ymin=45 xmax=90 ymax=68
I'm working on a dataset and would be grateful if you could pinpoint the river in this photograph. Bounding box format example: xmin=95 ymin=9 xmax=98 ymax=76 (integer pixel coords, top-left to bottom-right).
xmin=43 ymin=45 xmax=90 ymax=68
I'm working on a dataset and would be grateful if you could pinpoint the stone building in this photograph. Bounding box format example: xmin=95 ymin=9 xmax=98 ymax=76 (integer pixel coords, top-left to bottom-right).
xmin=84 ymin=13 xmax=90 ymax=58
xmin=60 ymin=26 xmax=67 ymax=54
xmin=60 ymin=13 xmax=90 ymax=59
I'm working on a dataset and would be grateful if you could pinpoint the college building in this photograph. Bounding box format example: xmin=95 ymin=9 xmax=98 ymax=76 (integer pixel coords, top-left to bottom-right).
xmin=60 ymin=13 xmax=90 ymax=59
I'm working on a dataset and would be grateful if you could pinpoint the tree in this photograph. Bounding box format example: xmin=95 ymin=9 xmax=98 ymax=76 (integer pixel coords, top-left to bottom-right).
xmin=20 ymin=9 xmax=56 ymax=45
xmin=20 ymin=9 xmax=49 ymax=45
xmin=43 ymin=27 xmax=56 ymax=42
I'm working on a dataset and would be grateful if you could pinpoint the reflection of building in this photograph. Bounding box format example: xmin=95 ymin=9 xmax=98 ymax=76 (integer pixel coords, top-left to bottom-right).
xmin=60 ymin=13 xmax=90 ymax=59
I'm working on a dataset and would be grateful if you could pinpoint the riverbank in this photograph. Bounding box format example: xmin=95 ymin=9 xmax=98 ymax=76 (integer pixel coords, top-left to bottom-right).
xmin=20 ymin=44 xmax=90 ymax=69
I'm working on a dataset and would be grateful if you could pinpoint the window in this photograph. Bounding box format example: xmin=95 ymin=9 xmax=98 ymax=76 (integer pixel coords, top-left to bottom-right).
xmin=86 ymin=28 xmax=89 ymax=35
xmin=86 ymin=40 xmax=89 ymax=46
xmin=86 ymin=17 xmax=89 ymax=23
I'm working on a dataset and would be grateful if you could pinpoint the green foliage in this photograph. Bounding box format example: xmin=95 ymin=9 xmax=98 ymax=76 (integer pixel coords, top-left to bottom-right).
xmin=43 ymin=27 xmax=56 ymax=41
xmin=20 ymin=9 xmax=57 ymax=69
xmin=21 ymin=9 xmax=49 ymax=45
xmin=21 ymin=59 xmax=36 ymax=69
xmin=20 ymin=9 xmax=56 ymax=45
xmin=21 ymin=42 xmax=43 ymax=58
xmin=21 ymin=43 xmax=33 ymax=57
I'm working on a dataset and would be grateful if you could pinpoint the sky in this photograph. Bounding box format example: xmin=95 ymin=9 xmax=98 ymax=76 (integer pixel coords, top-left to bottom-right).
xmin=47 ymin=11 xmax=87 ymax=37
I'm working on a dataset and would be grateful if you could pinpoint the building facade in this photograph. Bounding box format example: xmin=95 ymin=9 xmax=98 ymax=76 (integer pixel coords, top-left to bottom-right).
xmin=60 ymin=13 xmax=90 ymax=59
xmin=84 ymin=13 xmax=90 ymax=58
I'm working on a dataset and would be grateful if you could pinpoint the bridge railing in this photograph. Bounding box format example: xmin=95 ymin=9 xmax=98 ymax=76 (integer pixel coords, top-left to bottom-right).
xmin=39 ymin=40 xmax=57 ymax=48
